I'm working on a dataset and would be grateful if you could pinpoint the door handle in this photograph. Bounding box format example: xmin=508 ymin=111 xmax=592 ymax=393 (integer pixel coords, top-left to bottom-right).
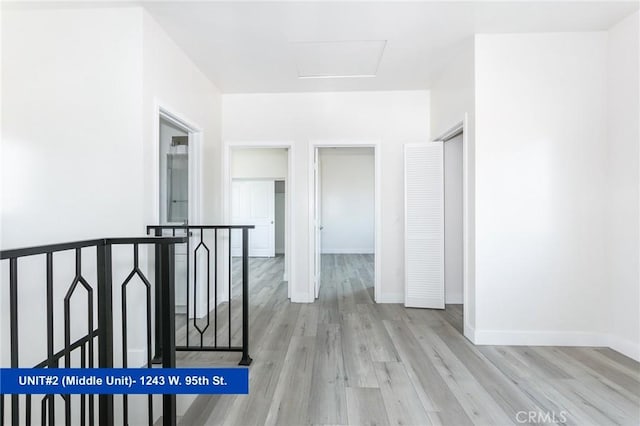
xmin=271 ymin=221 xmax=274 ymax=224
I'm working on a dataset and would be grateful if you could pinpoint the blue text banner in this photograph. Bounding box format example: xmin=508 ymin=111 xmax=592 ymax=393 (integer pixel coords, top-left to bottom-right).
xmin=0 ymin=368 xmax=249 ymax=395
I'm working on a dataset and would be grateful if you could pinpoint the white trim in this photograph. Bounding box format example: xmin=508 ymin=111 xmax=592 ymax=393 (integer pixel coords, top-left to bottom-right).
xmin=433 ymin=120 xmax=464 ymax=142
xmin=473 ymin=329 xmax=640 ymax=361
xmin=310 ymin=145 xmax=320 ymax=301
xmin=374 ymin=142 xmax=382 ymax=304
xmin=605 ymin=335 xmax=640 ymax=362
xmin=434 ymin=115 xmax=473 ymax=342
xmin=152 ymin=101 xmax=204 ymax=316
xmin=126 ymin=349 xmax=147 ymax=369
xmin=152 ymin=100 xmax=203 ymax=225
xmin=223 ymin=141 xmax=295 ymax=301
xmin=464 ymin=322 xmax=476 ymax=344
xmin=188 ymin=132 xmax=203 ymax=225
xmin=308 ymin=140 xmax=381 ymax=304
xmin=321 ymin=248 xmax=375 ymax=254
xmin=461 ymin=116 xmax=471 ymax=342
xmin=474 ymin=329 xmax=601 ymax=346
xmin=298 ymin=74 xmax=377 ymax=80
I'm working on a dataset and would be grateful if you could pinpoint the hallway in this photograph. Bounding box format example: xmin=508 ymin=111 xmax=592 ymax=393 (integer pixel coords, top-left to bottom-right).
xmin=177 ymin=255 xmax=640 ymax=425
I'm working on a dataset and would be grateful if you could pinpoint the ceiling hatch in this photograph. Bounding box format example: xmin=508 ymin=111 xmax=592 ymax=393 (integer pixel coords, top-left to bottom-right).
xmin=292 ymin=40 xmax=386 ymax=79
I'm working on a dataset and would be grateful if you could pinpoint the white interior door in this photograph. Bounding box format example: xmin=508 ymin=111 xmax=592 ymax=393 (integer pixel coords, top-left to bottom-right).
xmin=314 ymin=148 xmax=322 ymax=298
xmin=231 ymin=180 xmax=275 ymax=257
xmin=404 ymin=142 xmax=445 ymax=309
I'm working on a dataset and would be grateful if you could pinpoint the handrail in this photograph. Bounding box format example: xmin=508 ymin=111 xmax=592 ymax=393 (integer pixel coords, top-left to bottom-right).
xmin=0 ymin=237 xmax=187 ymax=260
xmin=107 ymin=237 xmax=187 ymax=245
xmin=0 ymin=229 xmax=250 ymax=426
xmin=145 ymin=224 xmax=253 ymax=367
xmin=0 ymin=235 xmax=187 ymax=426
xmin=0 ymin=239 xmax=105 ymax=259
xmin=147 ymin=225 xmax=255 ymax=231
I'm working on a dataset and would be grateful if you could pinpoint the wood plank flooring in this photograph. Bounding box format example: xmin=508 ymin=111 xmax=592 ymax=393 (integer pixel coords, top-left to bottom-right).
xmin=177 ymin=254 xmax=640 ymax=426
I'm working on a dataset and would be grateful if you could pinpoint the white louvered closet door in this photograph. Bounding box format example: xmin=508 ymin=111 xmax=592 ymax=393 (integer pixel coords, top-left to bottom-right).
xmin=404 ymin=142 xmax=445 ymax=309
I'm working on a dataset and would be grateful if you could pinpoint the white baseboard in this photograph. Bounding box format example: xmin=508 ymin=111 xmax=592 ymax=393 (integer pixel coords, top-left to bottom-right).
xmin=474 ymin=329 xmax=603 ymax=347
xmin=463 ymin=322 xmax=476 ymax=344
xmin=127 ymin=349 xmax=147 ymax=367
xmin=291 ymin=291 xmax=314 ymax=303
xmin=376 ymin=292 xmax=404 ymax=303
xmin=321 ymin=248 xmax=375 ymax=254
xmin=210 ymin=296 xmax=228 ymax=306
xmin=603 ymin=334 xmax=640 ymax=362
xmin=473 ymin=329 xmax=640 ymax=362
xmin=289 ymin=290 xmax=403 ymax=304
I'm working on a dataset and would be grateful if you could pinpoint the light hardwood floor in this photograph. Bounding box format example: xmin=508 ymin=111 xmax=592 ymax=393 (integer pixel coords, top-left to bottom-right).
xmin=177 ymin=254 xmax=640 ymax=426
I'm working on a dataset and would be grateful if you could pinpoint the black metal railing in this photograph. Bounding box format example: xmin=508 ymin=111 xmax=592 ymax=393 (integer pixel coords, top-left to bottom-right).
xmin=0 ymin=236 xmax=184 ymax=426
xmin=145 ymin=225 xmax=254 ymax=367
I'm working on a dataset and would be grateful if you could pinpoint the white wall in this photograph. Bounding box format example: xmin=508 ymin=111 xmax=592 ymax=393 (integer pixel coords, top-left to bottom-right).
xmin=319 ymin=148 xmax=374 ymax=254
xmin=223 ymin=91 xmax=430 ymax=302
xmin=430 ymin=38 xmax=476 ymax=335
xmin=444 ymin=135 xmax=463 ymax=304
xmin=606 ymin=11 xmax=640 ymax=360
xmin=474 ymin=32 xmax=610 ymax=347
xmin=1 ymin=6 xmax=146 ymax=424
xmin=1 ymin=7 xmax=144 ymax=247
xmin=1 ymin=6 xmax=224 ymax=421
xmin=430 ymin=39 xmax=475 ymax=139
xmin=231 ymin=148 xmax=287 ymax=179
xmin=142 ymin=10 xmax=222 ymax=226
xmin=142 ymin=11 xmax=224 ymax=416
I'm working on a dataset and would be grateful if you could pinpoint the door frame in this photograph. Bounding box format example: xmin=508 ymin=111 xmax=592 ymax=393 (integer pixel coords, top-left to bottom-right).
xmin=223 ymin=141 xmax=295 ymax=299
xmin=308 ymin=140 xmax=382 ymax=303
xmin=152 ymin=102 xmax=203 ymax=225
xmin=433 ymin=115 xmax=473 ymax=342
xmin=152 ymin=102 xmax=203 ymax=314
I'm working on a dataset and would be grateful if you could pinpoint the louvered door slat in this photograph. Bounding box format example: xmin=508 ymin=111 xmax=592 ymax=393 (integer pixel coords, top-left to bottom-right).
xmin=404 ymin=142 xmax=444 ymax=309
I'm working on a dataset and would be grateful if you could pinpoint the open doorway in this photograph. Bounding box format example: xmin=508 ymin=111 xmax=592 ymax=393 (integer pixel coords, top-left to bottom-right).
xmin=226 ymin=146 xmax=293 ymax=299
xmin=310 ymin=144 xmax=380 ymax=302
xmin=156 ymin=108 xmax=202 ymax=315
xmin=156 ymin=107 xmax=202 ymax=226
xmin=158 ymin=117 xmax=190 ymax=314
xmin=404 ymin=121 xmax=467 ymax=336
xmin=159 ymin=118 xmax=189 ymax=225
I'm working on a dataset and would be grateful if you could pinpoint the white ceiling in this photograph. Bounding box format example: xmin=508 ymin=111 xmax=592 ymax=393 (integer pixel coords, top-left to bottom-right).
xmin=293 ymin=40 xmax=386 ymax=78
xmin=143 ymin=1 xmax=639 ymax=93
